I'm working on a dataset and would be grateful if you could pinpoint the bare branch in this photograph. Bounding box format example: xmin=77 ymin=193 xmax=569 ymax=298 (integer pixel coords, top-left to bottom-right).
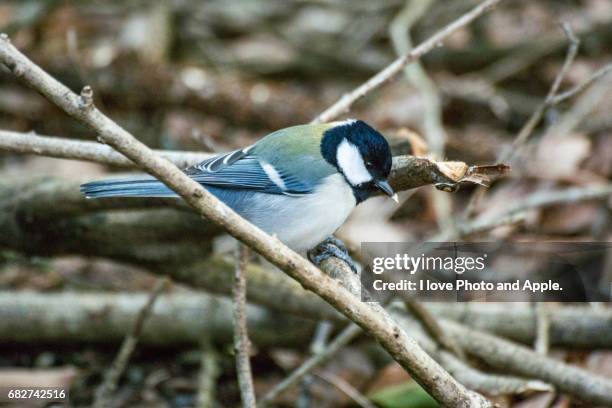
xmin=395 ymin=313 xmax=553 ymax=397
xmin=404 ymin=300 xmax=465 ymax=360
xmin=1 ymin=292 xmax=609 ymax=349
xmin=438 ymin=352 xmax=553 ymax=397
xmin=441 ymin=319 xmax=612 ymax=406
xmin=0 ymin=291 xmax=319 ymax=347
xmin=460 ymin=23 xmax=585 ymax=219
xmin=259 ymin=324 xmax=362 ymax=406
xmin=312 ymin=0 xmax=504 ymax=123
xmin=0 ymin=35 xmax=493 ymax=408
xmin=435 ymin=184 xmax=612 ymax=240
xmin=389 ymin=0 xmax=454 ymax=233
xmin=502 ymin=22 xmax=579 ymax=162
xmin=233 ymin=244 xmax=257 ymax=408
xmin=197 ymin=342 xmax=220 ymax=408
xmin=550 ymin=62 xmax=612 ymax=104
xmin=315 ymin=371 xmax=376 ymax=408
xmin=0 ymin=129 xmax=212 ymax=168
xmin=390 ymin=0 xmax=445 ymax=156
xmin=534 ymin=303 xmax=551 ymax=355
xmin=93 ymin=278 xmax=168 ymax=408
xmin=297 ymin=320 xmax=334 ymax=403
xmin=547 ymin=23 xmax=580 ymax=101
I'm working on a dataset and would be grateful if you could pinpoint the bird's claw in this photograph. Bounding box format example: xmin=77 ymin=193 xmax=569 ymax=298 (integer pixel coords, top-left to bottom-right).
xmin=308 ymin=236 xmax=359 ymax=273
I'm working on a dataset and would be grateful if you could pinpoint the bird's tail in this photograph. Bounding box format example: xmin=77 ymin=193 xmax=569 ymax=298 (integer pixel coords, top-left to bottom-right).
xmin=80 ymin=176 xmax=178 ymax=198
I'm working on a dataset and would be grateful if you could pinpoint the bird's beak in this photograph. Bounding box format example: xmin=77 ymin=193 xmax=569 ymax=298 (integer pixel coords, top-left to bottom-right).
xmin=375 ymin=179 xmax=399 ymax=203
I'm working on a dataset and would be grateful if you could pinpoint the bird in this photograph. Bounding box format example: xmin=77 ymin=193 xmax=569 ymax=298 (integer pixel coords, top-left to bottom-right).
xmin=81 ymin=119 xmax=397 ymax=269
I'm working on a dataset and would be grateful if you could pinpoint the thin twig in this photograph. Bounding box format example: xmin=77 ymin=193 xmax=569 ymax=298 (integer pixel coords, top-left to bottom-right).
xmin=298 ymin=320 xmax=334 ymax=406
xmin=258 ymin=324 xmax=362 ymax=407
xmin=92 ymin=278 xmax=168 ymax=408
xmin=309 ymin=321 xmax=334 ymax=355
xmin=436 ymin=184 xmax=612 ymax=241
xmin=534 ymin=303 xmax=551 ymax=355
xmin=404 ymin=300 xmax=466 ymax=360
xmin=550 ymin=62 xmax=612 ymax=104
xmin=197 ymin=337 xmax=220 ymax=408
xmin=312 ymin=0 xmax=504 ymax=123
xmin=460 ymin=23 xmax=581 ymax=219
xmin=390 ymin=0 xmax=454 ymax=235
xmin=550 ymin=69 xmax=612 ymax=137
xmin=233 ymin=244 xmax=256 ymax=408
xmin=503 ymin=22 xmax=580 ymax=160
xmin=0 ymin=129 xmax=212 ymax=168
xmin=315 ymin=371 xmax=376 ymax=408
xmin=453 ymin=212 xmax=527 ymax=238
xmin=390 ymin=0 xmax=445 ymax=157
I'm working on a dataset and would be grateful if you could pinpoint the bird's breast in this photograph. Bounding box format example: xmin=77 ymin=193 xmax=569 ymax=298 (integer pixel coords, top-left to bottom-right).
xmin=244 ymin=174 xmax=356 ymax=252
xmin=209 ymin=174 xmax=356 ymax=252
xmin=284 ymin=173 xmax=356 ymax=251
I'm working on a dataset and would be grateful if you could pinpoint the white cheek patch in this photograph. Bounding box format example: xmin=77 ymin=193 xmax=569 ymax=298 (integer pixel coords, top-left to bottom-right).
xmin=336 ymin=139 xmax=372 ymax=186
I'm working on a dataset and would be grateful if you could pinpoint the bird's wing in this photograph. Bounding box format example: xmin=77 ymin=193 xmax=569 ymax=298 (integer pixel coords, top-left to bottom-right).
xmin=185 ymin=147 xmax=313 ymax=195
xmin=81 ymin=124 xmax=338 ymax=199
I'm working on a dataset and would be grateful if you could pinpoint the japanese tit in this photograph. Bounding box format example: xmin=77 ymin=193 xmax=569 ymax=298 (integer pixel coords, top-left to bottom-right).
xmin=81 ymin=119 xmax=397 ymax=252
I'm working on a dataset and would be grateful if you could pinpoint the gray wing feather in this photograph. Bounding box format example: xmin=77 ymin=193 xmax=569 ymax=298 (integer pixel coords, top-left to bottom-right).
xmin=187 ymin=146 xmax=254 ymax=173
xmin=81 ymin=147 xmax=313 ymax=198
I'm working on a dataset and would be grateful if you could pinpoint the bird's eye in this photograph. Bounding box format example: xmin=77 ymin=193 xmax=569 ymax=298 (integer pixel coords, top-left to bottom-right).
xmin=365 ymin=161 xmax=373 ymax=168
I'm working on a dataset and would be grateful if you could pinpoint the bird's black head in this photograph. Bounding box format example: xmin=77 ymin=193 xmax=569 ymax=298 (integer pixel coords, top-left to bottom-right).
xmin=321 ymin=119 xmax=396 ymax=204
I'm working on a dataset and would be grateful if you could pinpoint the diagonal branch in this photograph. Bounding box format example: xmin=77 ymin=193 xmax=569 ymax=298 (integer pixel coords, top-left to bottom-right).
xmin=93 ymin=278 xmax=168 ymax=408
xmin=0 ymin=33 xmax=490 ymax=408
xmin=550 ymin=62 xmax=612 ymax=104
xmin=312 ymin=0 xmax=504 ymax=123
xmin=432 ymin=184 xmax=612 ymax=241
xmin=503 ymin=22 xmax=580 ymax=160
xmin=440 ymin=319 xmax=612 ymax=406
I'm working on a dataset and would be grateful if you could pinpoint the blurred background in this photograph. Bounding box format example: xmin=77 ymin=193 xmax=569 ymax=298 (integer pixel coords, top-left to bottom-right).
xmin=0 ymin=0 xmax=611 ymax=407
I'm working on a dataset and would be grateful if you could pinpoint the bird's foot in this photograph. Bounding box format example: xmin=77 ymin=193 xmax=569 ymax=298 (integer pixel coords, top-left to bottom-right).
xmin=308 ymin=236 xmax=359 ymax=273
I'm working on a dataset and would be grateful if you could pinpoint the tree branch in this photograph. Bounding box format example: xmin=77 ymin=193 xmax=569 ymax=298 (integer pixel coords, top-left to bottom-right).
xmin=550 ymin=62 xmax=612 ymax=104
xmin=433 ymin=184 xmax=612 ymax=240
xmin=0 ymin=291 xmax=318 ymax=347
xmin=394 ymin=313 xmax=553 ymax=397
xmin=312 ymin=0 xmax=505 ymax=123
xmin=233 ymin=244 xmax=257 ymax=408
xmin=0 ymin=129 xmax=212 ymax=168
xmin=534 ymin=303 xmax=551 ymax=355
xmin=440 ymin=319 xmax=612 ymax=406
xmin=259 ymin=324 xmax=362 ymax=406
xmin=315 ymin=371 xmax=376 ymax=408
xmin=92 ymin=278 xmax=168 ymax=408
xmin=0 ymin=33 xmax=490 ymax=408
xmin=197 ymin=340 xmax=220 ymax=408
xmin=1 ymin=180 xmax=610 ymax=349
xmin=503 ymin=23 xmax=580 ymax=160
xmin=2 ymin=291 xmax=611 ymax=349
